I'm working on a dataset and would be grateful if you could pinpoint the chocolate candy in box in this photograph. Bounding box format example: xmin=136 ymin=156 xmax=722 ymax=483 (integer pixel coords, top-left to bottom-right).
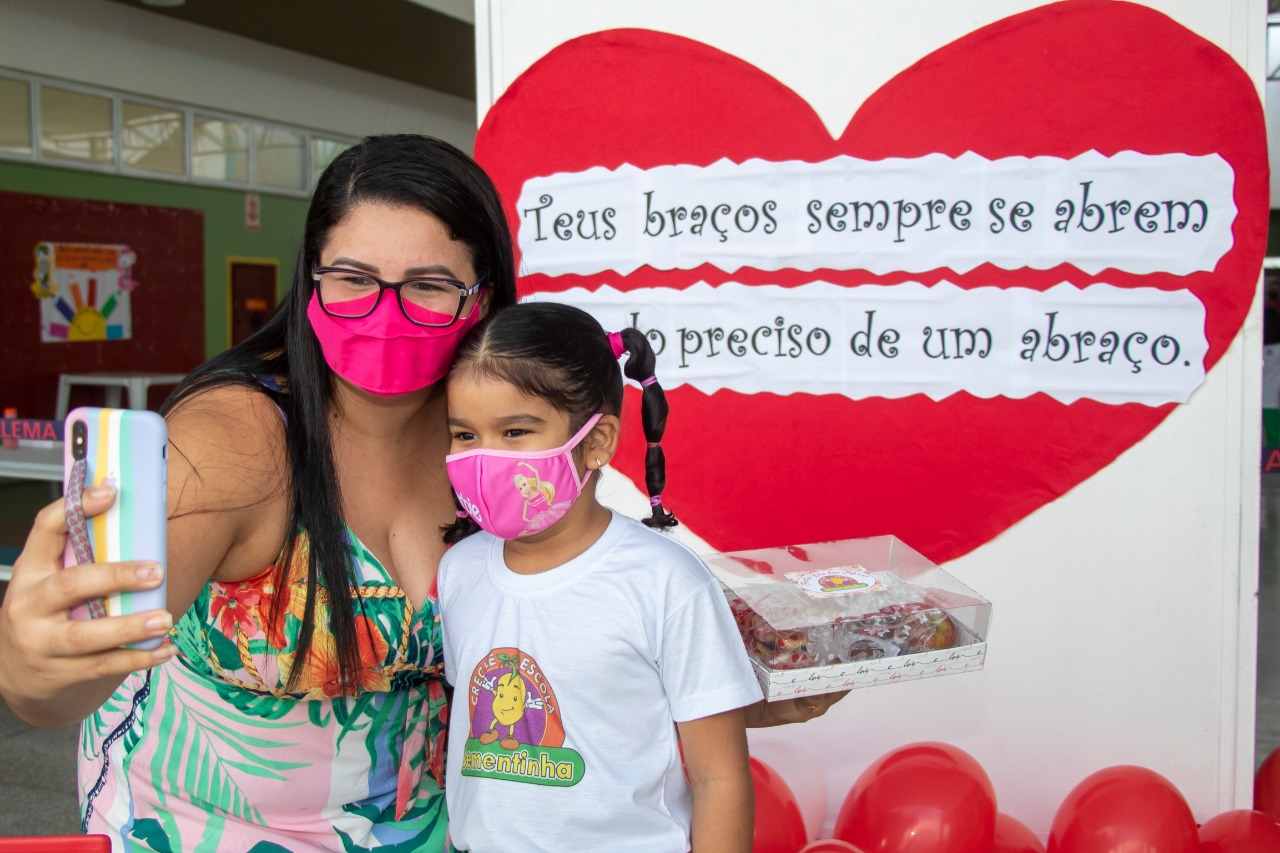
xmin=703 ymin=535 xmax=991 ymax=700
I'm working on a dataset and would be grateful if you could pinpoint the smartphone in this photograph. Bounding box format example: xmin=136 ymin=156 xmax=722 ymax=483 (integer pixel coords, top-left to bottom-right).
xmin=63 ymin=407 xmax=167 ymax=648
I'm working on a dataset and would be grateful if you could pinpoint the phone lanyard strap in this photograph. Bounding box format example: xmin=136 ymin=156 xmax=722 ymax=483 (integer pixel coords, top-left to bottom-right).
xmin=64 ymin=458 xmax=107 ymax=618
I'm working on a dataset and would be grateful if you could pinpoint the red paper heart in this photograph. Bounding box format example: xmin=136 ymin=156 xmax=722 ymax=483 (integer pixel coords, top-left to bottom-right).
xmin=476 ymin=0 xmax=1266 ymax=561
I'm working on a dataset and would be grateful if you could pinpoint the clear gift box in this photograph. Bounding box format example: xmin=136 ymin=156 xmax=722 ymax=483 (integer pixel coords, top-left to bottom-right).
xmin=703 ymin=536 xmax=991 ymax=699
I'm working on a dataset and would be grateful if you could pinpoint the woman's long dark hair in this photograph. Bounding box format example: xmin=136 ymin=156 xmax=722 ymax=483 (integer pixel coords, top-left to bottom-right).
xmin=443 ymin=301 xmax=676 ymax=545
xmin=163 ymin=135 xmax=517 ymax=692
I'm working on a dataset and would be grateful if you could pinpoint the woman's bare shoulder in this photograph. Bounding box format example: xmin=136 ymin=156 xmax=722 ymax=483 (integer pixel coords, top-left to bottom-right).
xmin=165 ymin=382 xmax=290 ymax=517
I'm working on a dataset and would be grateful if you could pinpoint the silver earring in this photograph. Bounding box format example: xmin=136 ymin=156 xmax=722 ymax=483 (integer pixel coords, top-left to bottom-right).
xmin=594 ymin=457 xmax=602 ymax=468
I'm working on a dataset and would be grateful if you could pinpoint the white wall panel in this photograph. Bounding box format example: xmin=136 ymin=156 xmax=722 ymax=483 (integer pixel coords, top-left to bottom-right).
xmin=477 ymin=0 xmax=1266 ymax=837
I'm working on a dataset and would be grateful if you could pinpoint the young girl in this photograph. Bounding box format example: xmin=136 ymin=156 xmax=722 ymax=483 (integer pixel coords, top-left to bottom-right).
xmin=437 ymin=302 xmax=762 ymax=853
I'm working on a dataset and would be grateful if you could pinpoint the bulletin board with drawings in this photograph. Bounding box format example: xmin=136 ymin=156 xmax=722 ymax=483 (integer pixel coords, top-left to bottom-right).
xmin=0 ymin=190 xmax=204 ymax=418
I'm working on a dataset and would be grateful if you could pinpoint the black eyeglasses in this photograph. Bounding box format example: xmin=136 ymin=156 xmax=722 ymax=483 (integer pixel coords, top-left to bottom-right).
xmin=312 ymin=267 xmax=486 ymax=327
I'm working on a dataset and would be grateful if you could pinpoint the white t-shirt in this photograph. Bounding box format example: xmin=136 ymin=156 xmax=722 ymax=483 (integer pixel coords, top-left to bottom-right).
xmin=438 ymin=511 xmax=763 ymax=853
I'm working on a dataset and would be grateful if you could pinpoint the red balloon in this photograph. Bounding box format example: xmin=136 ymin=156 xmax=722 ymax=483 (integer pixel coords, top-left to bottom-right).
xmin=1199 ymin=809 xmax=1280 ymax=852
xmin=1254 ymin=746 xmax=1280 ymax=820
xmin=993 ymin=812 xmax=1046 ymax=853
xmin=833 ymin=741 xmax=996 ymax=853
xmin=797 ymin=841 xmax=867 ymax=853
xmin=750 ymin=756 xmax=808 ymax=853
xmin=1046 ymin=765 xmax=1196 ymax=852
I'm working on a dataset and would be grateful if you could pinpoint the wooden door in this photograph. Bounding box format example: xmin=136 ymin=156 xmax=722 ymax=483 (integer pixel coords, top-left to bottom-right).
xmin=230 ymin=261 xmax=278 ymax=346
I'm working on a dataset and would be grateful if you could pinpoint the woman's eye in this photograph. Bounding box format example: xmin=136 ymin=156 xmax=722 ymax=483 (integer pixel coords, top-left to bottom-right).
xmin=340 ymin=274 xmax=377 ymax=288
xmin=405 ymin=279 xmax=453 ymax=296
xmin=451 ymin=431 xmax=476 ymax=442
xmin=504 ymin=429 xmax=530 ymax=439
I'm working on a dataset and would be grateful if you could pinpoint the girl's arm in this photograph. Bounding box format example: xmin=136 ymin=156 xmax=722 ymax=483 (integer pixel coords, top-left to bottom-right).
xmin=743 ymin=690 xmax=849 ymax=727
xmin=677 ymin=707 xmax=753 ymax=853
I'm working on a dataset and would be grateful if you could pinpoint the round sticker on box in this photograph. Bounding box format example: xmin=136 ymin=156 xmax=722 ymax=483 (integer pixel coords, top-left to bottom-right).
xmin=788 ymin=566 xmax=885 ymax=598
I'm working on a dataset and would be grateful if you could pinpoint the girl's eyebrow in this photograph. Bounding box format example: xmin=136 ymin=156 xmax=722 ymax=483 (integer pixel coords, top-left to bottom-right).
xmin=446 ymin=414 xmax=547 ymax=428
xmin=495 ymin=414 xmax=547 ymax=426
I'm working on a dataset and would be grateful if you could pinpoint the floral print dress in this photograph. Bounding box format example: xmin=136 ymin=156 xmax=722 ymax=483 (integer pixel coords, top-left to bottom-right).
xmin=78 ymin=528 xmax=449 ymax=852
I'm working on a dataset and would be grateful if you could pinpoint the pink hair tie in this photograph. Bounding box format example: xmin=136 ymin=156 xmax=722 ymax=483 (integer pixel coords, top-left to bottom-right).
xmin=640 ymin=375 xmax=659 ymax=387
xmin=649 ymin=495 xmax=663 ymax=507
xmin=607 ymin=331 xmax=625 ymax=359
xmin=455 ymin=510 xmax=470 ymax=519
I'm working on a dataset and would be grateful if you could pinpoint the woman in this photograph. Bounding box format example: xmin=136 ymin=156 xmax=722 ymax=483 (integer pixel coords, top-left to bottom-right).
xmin=0 ymin=135 xmax=838 ymax=851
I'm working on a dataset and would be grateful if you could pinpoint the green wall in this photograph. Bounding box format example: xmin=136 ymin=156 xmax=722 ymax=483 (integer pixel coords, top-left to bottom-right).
xmin=0 ymin=161 xmax=307 ymax=359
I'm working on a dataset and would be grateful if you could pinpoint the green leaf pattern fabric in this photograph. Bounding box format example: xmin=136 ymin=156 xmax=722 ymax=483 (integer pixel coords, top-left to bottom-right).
xmin=78 ymin=528 xmax=449 ymax=851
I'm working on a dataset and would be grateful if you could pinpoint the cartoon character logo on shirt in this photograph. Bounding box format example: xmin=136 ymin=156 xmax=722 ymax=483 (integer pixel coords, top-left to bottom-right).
xmin=462 ymin=647 xmax=585 ymax=786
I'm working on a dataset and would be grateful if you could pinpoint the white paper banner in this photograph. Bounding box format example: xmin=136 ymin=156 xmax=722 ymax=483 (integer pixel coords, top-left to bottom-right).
xmin=525 ymin=281 xmax=1208 ymax=405
xmin=516 ymin=152 xmax=1235 ymax=277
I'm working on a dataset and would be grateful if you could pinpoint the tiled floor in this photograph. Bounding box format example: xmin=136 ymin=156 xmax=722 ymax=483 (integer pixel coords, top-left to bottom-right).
xmin=1 ymin=479 xmax=1280 ymax=836
xmin=0 ymin=701 xmax=79 ymax=836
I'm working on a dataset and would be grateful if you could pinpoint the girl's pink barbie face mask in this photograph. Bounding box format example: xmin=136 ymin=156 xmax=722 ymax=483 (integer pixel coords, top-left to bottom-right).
xmin=446 ymin=415 xmax=602 ymax=540
xmin=307 ymin=292 xmax=480 ymax=396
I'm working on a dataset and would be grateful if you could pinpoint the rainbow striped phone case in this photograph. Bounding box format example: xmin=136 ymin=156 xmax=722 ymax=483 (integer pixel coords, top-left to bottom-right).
xmin=63 ymin=407 xmax=167 ymax=648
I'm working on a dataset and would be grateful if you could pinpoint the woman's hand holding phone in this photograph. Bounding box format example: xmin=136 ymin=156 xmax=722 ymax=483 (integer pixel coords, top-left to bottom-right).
xmin=0 ymin=411 xmax=177 ymax=727
xmin=0 ymin=489 xmax=175 ymax=726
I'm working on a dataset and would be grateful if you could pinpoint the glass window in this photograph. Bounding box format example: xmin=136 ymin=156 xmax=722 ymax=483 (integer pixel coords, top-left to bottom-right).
xmin=0 ymin=69 xmax=355 ymax=196
xmin=310 ymin=136 xmax=348 ymax=186
xmin=39 ymin=85 xmax=113 ymax=165
xmin=122 ymin=100 xmax=185 ymax=174
xmin=193 ymin=114 xmax=249 ymax=183
xmin=255 ymin=125 xmax=304 ymax=190
xmin=0 ymin=78 xmax=31 ymax=155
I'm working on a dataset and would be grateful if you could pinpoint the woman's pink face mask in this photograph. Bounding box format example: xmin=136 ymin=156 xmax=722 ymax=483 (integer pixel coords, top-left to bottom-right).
xmin=307 ymin=292 xmax=481 ymax=396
